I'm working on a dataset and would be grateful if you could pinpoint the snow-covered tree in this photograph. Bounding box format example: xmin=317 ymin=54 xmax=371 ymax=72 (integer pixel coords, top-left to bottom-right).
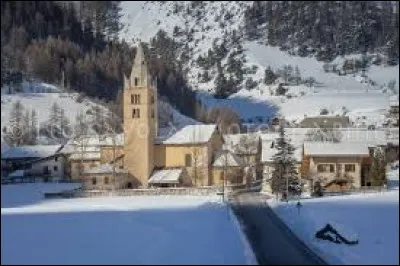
xmin=4 ymin=100 xmax=25 ymax=146
xmin=305 ymin=128 xmax=342 ymax=143
xmin=271 ymin=120 xmax=298 ymax=197
xmin=74 ymin=111 xmax=89 ymax=137
xmin=29 ymin=109 xmax=37 ymax=145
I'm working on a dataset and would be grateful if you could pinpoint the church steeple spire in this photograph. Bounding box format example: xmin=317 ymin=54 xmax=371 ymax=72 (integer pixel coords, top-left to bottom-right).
xmin=130 ymin=42 xmax=151 ymax=88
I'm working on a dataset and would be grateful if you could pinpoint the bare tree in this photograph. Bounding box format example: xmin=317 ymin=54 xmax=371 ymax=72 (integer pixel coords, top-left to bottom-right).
xmin=305 ymin=128 xmax=342 ymax=142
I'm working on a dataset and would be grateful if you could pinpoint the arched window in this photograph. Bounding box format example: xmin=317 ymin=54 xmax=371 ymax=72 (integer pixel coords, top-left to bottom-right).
xmin=104 ymin=176 xmax=109 ymax=184
xmin=134 ymin=78 xmax=139 ymax=86
xmin=92 ymin=177 xmax=97 ymax=185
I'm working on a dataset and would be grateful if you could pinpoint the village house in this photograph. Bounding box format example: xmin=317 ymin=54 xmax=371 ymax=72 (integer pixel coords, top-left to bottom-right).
xmin=1 ymin=145 xmax=65 ymax=182
xmin=260 ymin=127 xmax=398 ymax=193
xmin=302 ymin=141 xmax=372 ymax=191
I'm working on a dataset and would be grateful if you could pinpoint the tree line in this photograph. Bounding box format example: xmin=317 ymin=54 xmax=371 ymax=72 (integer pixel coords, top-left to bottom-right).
xmin=1 ymin=1 xmax=198 ymax=120
xmin=245 ymin=1 xmax=399 ymax=64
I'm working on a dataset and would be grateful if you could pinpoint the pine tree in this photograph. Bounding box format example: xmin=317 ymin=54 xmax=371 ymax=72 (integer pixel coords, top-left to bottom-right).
xmin=29 ymin=109 xmax=37 ymax=145
xmin=369 ymin=147 xmax=387 ymax=186
xmin=271 ymin=120 xmax=298 ymax=197
xmin=74 ymin=111 xmax=89 ymax=137
xmin=48 ymin=102 xmax=61 ymax=138
xmin=264 ymin=66 xmax=277 ymax=85
xmin=59 ymin=108 xmax=71 ymax=139
xmin=22 ymin=110 xmax=31 ymax=144
xmin=4 ymin=100 xmax=25 ymax=146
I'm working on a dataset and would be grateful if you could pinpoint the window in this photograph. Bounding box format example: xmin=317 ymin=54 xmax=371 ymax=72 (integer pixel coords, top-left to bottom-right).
xmin=132 ymin=108 xmax=140 ymax=118
xmin=54 ymin=166 xmax=58 ymax=171
xmin=134 ymin=78 xmax=139 ymax=86
xmin=131 ymin=94 xmax=141 ymax=104
xmin=317 ymin=164 xmax=335 ymax=173
xmin=151 ymin=110 xmax=154 ymax=118
xmin=345 ymin=164 xmax=356 ymax=172
xmin=151 ymin=96 xmax=155 ymax=104
xmin=92 ymin=177 xmax=97 ymax=185
xmin=55 ymin=156 xmax=58 ymax=162
xmin=185 ymin=154 xmax=192 ymax=167
xmin=104 ymin=176 xmax=109 ymax=184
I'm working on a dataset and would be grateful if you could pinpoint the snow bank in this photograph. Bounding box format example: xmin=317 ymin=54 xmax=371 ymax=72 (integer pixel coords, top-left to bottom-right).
xmin=269 ymin=191 xmax=399 ymax=265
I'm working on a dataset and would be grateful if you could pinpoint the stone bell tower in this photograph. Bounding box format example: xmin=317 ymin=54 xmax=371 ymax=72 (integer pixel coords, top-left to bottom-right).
xmin=123 ymin=43 xmax=158 ymax=188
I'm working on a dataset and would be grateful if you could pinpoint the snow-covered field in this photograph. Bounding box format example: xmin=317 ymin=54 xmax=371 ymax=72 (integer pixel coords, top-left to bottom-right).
xmin=1 ymin=183 xmax=256 ymax=265
xmin=269 ymin=190 xmax=399 ymax=265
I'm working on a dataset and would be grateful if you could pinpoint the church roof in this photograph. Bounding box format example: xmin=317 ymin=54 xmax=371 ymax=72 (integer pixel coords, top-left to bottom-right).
xmin=159 ymin=124 xmax=217 ymax=145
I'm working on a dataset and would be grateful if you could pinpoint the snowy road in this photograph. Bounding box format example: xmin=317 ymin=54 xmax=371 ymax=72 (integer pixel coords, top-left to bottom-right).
xmin=230 ymin=192 xmax=327 ymax=265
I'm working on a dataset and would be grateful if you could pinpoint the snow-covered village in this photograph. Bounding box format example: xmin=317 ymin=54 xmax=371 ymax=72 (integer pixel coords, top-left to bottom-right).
xmin=1 ymin=1 xmax=399 ymax=265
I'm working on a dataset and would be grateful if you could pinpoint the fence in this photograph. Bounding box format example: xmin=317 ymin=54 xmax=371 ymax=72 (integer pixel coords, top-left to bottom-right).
xmin=44 ymin=182 xmax=263 ymax=199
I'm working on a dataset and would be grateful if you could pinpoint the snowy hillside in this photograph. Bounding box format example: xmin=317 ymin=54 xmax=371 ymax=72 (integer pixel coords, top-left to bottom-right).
xmin=121 ymin=1 xmax=399 ymax=125
xmin=1 ymin=81 xmax=198 ymax=146
xmin=1 ymin=82 xmax=107 ymax=145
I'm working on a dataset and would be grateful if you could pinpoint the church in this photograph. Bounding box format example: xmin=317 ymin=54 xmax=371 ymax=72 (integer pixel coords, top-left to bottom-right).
xmin=71 ymin=44 xmax=254 ymax=190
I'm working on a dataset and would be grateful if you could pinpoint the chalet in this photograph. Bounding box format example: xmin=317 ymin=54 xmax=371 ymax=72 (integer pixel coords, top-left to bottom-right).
xmin=302 ymin=141 xmax=372 ymax=190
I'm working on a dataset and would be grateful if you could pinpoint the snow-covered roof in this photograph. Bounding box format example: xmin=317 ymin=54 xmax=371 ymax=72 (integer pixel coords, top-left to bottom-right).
xmin=159 ymin=125 xmax=217 ymax=145
xmin=7 ymin=170 xmax=24 ymax=177
xmin=261 ymin=128 xmax=394 ymax=148
xmin=223 ymin=133 xmax=260 ymax=155
xmin=69 ymin=152 xmax=101 ymax=161
xmin=84 ymin=164 xmax=128 ymax=175
xmin=66 ymin=134 xmax=124 ymax=147
xmin=261 ymin=139 xmax=303 ymax=163
xmin=1 ymin=145 xmax=62 ymax=160
xmin=299 ymin=116 xmax=351 ymax=128
xmin=213 ymin=150 xmax=243 ymax=167
xmin=304 ymin=142 xmax=370 ymax=157
xmin=148 ymin=169 xmax=184 ymax=184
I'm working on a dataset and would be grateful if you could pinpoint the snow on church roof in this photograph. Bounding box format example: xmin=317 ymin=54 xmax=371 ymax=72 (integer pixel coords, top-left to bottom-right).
xmin=148 ymin=169 xmax=183 ymax=184
xmin=159 ymin=125 xmax=217 ymax=145
xmin=304 ymin=141 xmax=370 ymax=157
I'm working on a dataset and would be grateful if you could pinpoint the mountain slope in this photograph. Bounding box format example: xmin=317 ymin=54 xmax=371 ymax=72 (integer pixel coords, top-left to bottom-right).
xmin=121 ymin=1 xmax=398 ymax=126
